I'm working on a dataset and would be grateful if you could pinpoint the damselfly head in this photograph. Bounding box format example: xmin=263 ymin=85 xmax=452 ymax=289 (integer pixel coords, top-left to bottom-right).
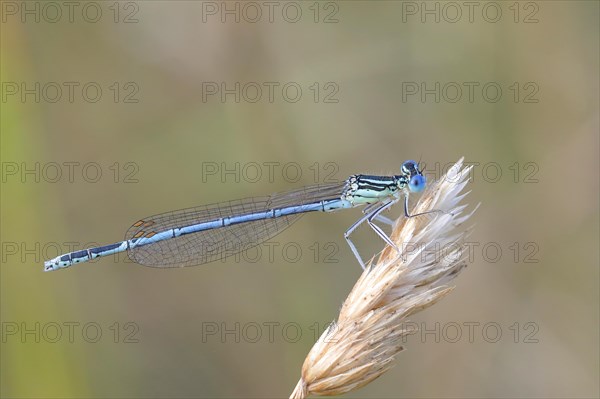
xmin=401 ymin=160 xmax=426 ymax=193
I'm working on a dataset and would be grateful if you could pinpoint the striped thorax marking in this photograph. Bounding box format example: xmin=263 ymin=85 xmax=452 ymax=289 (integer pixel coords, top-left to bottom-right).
xmin=342 ymin=175 xmax=401 ymax=206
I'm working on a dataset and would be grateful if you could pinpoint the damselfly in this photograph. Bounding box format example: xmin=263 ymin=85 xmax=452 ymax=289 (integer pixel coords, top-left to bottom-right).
xmin=44 ymin=160 xmax=435 ymax=272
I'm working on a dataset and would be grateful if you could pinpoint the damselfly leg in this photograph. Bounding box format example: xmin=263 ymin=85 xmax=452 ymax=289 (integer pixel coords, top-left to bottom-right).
xmin=344 ymin=198 xmax=400 ymax=269
xmin=403 ymin=194 xmax=451 ymax=218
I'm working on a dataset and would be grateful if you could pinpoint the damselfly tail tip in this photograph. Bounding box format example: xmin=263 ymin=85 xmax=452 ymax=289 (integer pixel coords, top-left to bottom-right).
xmin=44 ymin=257 xmax=60 ymax=272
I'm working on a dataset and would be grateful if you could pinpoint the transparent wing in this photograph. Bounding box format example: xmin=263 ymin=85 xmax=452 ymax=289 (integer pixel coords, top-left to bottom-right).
xmin=125 ymin=181 xmax=347 ymax=267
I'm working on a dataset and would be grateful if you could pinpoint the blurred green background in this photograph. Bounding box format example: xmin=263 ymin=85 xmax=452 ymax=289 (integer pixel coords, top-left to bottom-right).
xmin=1 ymin=1 xmax=598 ymax=398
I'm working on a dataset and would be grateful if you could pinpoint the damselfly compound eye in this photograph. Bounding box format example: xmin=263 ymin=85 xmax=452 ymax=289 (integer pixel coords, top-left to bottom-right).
xmin=401 ymin=160 xmax=418 ymax=175
xmin=408 ymin=174 xmax=426 ymax=193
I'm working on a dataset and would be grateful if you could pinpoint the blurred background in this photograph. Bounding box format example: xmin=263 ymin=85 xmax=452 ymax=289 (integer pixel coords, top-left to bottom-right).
xmin=1 ymin=1 xmax=598 ymax=398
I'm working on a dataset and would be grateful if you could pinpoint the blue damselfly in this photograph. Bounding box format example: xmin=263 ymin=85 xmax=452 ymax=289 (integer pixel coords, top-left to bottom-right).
xmin=44 ymin=160 xmax=434 ymax=271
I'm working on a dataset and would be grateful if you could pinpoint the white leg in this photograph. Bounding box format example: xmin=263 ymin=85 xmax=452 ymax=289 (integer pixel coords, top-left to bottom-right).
xmin=361 ymin=202 xmax=379 ymax=215
xmin=344 ymin=211 xmax=374 ymax=269
xmin=404 ymin=194 xmax=450 ymax=218
xmin=373 ymin=214 xmax=394 ymax=226
xmin=344 ymin=199 xmax=399 ymax=270
xmin=366 ymin=200 xmax=400 ymax=252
